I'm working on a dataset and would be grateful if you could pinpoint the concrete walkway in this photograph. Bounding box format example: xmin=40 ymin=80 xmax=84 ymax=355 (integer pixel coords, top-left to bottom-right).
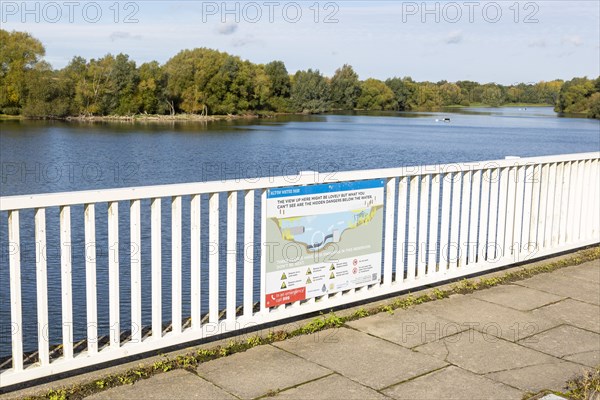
xmin=81 ymin=259 xmax=600 ymax=400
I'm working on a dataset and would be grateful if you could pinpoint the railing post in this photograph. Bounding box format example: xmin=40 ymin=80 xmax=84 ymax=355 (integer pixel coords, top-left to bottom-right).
xmin=417 ymin=174 xmax=429 ymax=277
xmin=478 ymin=169 xmax=491 ymax=263
xmin=108 ymin=202 xmax=120 ymax=349
xmin=406 ymin=176 xmax=419 ymax=281
xmin=171 ymin=196 xmax=182 ymax=333
xmin=551 ymin=163 xmax=564 ymax=247
xmin=84 ymin=203 xmax=98 ymax=353
xmin=395 ymin=177 xmax=408 ymax=281
xmin=208 ymin=192 xmax=220 ymax=323
xmin=467 ymin=170 xmax=481 ymax=265
xmin=8 ymin=210 xmax=23 ymax=372
xmin=458 ymin=170 xmax=471 ymax=267
xmin=243 ymin=190 xmax=255 ymax=317
xmin=190 ymin=194 xmax=201 ymax=329
xmin=226 ymin=191 xmax=238 ymax=321
xmin=130 ymin=199 xmax=142 ymax=343
xmin=428 ymin=174 xmax=441 ymax=273
xmin=383 ymin=177 xmax=396 ymax=285
xmin=260 ymin=189 xmax=267 ymax=310
xmin=438 ymin=173 xmax=452 ymax=272
xmin=35 ymin=208 xmax=49 ymax=365
xmin=538 ymin=164 xmax=550 ymax=248
xmin=151 ymin=198 xmax=162 ymax=339
xmin=559 ymin=162 xmax=572 ymax=244
xmin=60 ymin=205 xmax=74 ymax=359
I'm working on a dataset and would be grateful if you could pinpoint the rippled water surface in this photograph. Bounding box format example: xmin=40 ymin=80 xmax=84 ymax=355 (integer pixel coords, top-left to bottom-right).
xmin=1 ymin=107 xmax=598 ymax=356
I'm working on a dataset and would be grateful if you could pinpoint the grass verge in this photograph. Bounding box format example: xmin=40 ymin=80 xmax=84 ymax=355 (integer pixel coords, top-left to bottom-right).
xmin=523 ymin=365 xmax=600 ymax=399
xmin=23 ymin=246 xmax=600 ymax=400
xmin=564 ymin=365 xmax=600 ymax=400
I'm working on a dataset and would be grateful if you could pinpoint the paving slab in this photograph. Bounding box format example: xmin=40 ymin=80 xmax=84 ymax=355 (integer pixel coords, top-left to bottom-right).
xmin=414 ymin=295 xmax=560 ymax=342
xmin=518 ymin=325 xmax=600 ymax=358
xmin=554 ymin=261 xmax=600 ymax=283
xmin=486 ymin=361 xmax=588 ymax=393
xmin=516 ymin=273 xmax=600 ymax=305
xmin=532 ymin=299 xmax=600 ymax=333
xmin=346 ymin=309 xmax=462 ymax=348
xmin=470 ymin=284 xmax=564 ymax=311
xmin=274 ymin=327 xmax=447 ymax=390
xmin=563 ymin=350 xmax=600 ymax=367
xmin=86 ymin=369 xmax=236 ymax=400
xmin=196 ymin=345 xmax=331 ymax=400
xmin=383 ymin=366 xmax=523 ymax=400
xmin=273 ymin=374 xmax=389 ymax=400
xmin=414 ymin=330 xmax=559 ymax=374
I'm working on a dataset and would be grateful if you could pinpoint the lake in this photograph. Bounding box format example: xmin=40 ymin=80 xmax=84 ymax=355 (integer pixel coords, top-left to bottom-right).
xmin=1 ymin=107 xmax=599 ymax=357
xmin=2 ymin=107 xmax=599 ymax=196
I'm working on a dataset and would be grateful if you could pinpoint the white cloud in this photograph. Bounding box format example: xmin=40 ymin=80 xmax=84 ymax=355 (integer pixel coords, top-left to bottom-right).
xmin=109 ymin=31 xmax=142 ymax=42
xmin=528 ymin=39 xmax=546 ymax=48
xmin=217 ymin=23 xmax=238 ymax=35
xmin=444 ymin=31 xmax=463 ymax=45
xmin=231 ymin=35 xmax=261 ymax=47
xmin=562 ymin=35 xmax=583 ymax=46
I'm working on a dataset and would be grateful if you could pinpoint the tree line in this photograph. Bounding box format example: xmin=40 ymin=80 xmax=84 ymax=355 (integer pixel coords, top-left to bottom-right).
xmin=1 ymin=29 xmax=599 ymax=119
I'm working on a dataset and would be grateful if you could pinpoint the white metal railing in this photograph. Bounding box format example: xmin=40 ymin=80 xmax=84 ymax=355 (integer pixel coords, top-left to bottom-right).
xmin=1 ymin=152 xmax=599 ymax=387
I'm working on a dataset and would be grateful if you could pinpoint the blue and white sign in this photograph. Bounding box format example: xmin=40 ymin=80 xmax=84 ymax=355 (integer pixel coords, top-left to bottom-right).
xmin=264 ymin=179 xmax=385 ymax=307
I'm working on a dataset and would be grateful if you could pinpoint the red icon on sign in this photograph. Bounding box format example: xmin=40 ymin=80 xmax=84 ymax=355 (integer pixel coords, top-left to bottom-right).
xmin=353 ymin=259 xmax=358 ymax=266
xmin=352 ymin=267 xmax=358 ymax=274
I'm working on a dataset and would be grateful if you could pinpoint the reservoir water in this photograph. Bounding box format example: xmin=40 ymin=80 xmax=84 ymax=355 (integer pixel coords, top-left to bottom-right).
xmin=1 ymin=107 xmax=598 ymax=356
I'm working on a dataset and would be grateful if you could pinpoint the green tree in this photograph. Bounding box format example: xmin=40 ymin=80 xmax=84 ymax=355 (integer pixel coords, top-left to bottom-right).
xmin=439 ymin=82 xmax=464 ymax=106
xmin=587 ymin=92 xmax=600 ymax=119
xmin=480 ymin=83 xmax=505 ymax=107
xmin=290 ymin=69 xmax=331 ymax=113
xmin=385 ymin=77 xmax=418 ymax=110
xmin=23 ymin=63 xmax=71 ymax=118
xmin=330 ymin=64 xmax=361 ymax=110
xmin=357 ymin=79 xmax=396 ymax=110
xmin=0 ymin=29 xmax=46 ymax=112
xmin=456 ymin=80 xmax=480 ymax=105
xmin=413 ymin=82 xmax=442 ymax=110
xmin=164 ymin=48 xmax=263 ymax=115
xmin=556 ymin=77 xmax=596 ymax=114
xmin=81 ymin=54 xmax=118 ymax=115
xmin=62 ymin=56 xmax=88 ymax=115
xmin=537 ymin=80 xmax=563 ymax=105
xmin=264 ymin=61 xmax=290 ymax=97
xmin=136 ymin=61 xmax=167 ymax=114
xmin=264 ymin=61 xmax=290 ymax=112
xmin=111 ymin=53 xmax=139 ymax=114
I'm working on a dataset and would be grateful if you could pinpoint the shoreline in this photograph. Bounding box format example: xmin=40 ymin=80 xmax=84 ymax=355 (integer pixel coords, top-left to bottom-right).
xmin=0 ymin=112 xmax=313 ymax=124
xmin=2 ymin=104 xmax=592 ymax=124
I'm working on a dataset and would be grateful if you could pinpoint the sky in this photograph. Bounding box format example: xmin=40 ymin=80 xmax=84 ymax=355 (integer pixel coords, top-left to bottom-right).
xmin=1 ymin=0 xmax=599 ymax=84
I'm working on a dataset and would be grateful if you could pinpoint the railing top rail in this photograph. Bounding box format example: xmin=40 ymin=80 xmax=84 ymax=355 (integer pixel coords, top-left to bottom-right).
xmin=1 ymin=151 xmax=598 ymax=211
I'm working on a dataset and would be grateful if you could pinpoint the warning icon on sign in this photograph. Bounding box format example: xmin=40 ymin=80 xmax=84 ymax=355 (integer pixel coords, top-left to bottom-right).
xmin=281 ymin=272 xmax=287 ymax=280
xmin=281 ymin=282 xmax=287 ymax=289
xmin=329 ymin=264 xmax=335 ymax=271
xmin=329 ymin=272 xmax=335 ymax=279
xmin=306 ymin=277 xmax=312 ymax=284
xmin=306 ymin=268 xmax=312 ymax=275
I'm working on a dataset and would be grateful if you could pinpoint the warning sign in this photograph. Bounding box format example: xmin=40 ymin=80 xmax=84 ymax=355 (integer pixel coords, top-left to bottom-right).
xmin=266 ymin=288 xmax=305 ymax=308
xmin=264 ymin=179 xmax=384 ymax=307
